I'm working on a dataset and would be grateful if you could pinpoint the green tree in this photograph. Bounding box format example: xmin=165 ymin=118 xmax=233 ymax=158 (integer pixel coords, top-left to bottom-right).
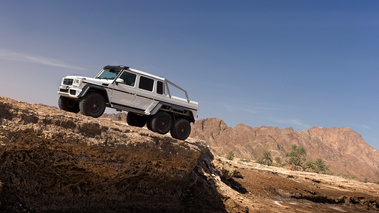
xmin=291 ymin=144 xmax=298 ymax=150
xmin=297 ymin=147 xmax=306 ymax=158
xmin=262 ymin=151 xmax=273 ymax=166
xmin=226 ymin=151 xmax=234 ymax=160
xmin=288 ymin=156 xmax=302 ymax=166
xmin=303 ymin=160 xmax=315 ymax=171
xmin=256 ymin=151 xmax=272 ymax=166
xmin=285 ymin=144 xmax=307 ymax=170
xmin=314 ymin=158 xmax=331 ymax=174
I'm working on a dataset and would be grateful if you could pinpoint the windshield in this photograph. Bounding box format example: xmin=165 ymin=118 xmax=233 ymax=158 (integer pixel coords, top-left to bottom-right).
xmin=96 ymin=69 xmax=121 ymax=80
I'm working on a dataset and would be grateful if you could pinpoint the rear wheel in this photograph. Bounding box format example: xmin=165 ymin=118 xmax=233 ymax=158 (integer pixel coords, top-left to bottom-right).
xmin=79 ymin=93 xmax=106 ymax=118
xmin=58 ymin=96 xmax=79 ymax=113
xmin=127 ymin=112 xmax=147 ymax=127
xmin=150 ymin=111 xmax=172 ymax=134
xmin=171 ymin=119 xmax=191 ymax=140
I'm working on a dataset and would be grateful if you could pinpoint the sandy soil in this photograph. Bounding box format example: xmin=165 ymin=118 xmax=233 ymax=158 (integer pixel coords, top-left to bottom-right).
xmin=217 ymin=158 xmax=379 ymax=212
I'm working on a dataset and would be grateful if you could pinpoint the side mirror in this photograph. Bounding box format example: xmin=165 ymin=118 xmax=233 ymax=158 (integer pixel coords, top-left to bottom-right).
xmin=115 ymin=78 xmax=124 ymax=85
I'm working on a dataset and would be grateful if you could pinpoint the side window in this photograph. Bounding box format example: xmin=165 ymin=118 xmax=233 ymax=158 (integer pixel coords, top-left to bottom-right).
xmin=157 ymin=81 xmax=164 ymax=95
xmin=139 ymin=76 xmax=154 ymax=91
xmin=120 ymin=72 xmax=136 ymax=86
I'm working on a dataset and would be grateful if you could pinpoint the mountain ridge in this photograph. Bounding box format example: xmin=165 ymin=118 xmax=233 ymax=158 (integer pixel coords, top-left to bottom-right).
xmin=190 ymin=117 xmax=379 ymax=182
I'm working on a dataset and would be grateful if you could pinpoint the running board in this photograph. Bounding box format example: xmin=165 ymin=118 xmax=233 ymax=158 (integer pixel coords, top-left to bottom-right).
xmin=111 ymin=103 xmax=145 ymax=115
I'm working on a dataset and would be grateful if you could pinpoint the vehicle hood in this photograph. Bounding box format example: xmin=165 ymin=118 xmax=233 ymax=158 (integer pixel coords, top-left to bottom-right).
xmin=64 ymin=76 xmax=114 ymax=85
xmin=82 ymin=77 xmax=114 ymax=85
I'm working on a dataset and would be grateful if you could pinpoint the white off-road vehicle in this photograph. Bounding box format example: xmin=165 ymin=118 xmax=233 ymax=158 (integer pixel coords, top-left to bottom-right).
xmin=57 ymin=65 xmax=198 ymax=140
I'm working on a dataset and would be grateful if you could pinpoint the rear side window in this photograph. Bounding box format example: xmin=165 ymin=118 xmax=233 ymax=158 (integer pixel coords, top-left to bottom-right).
xmin=139 ymin=76 xmax=154 ymax=91
xmin=157 ymin=81 xmax=164 ymax=94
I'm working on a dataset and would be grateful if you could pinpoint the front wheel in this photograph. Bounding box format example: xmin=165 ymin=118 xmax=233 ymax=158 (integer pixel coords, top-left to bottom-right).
xmin=170 ymin=119 xmax=191 ymax=140
xmin=58 ymin=96 xmax=80 ymax=113
xmin=79 ymin=93 xmax=106 ymax=118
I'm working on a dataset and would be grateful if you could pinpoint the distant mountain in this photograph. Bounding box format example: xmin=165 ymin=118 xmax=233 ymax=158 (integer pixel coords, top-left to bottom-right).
xmin=190 ymin=118 xmax=379 ymax=182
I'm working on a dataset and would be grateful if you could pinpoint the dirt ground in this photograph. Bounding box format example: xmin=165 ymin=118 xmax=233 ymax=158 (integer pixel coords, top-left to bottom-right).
xmin=219 ymin=159 xmax=379 ymax=213
xmin=1 ymin=96 xmax=378 ymax=213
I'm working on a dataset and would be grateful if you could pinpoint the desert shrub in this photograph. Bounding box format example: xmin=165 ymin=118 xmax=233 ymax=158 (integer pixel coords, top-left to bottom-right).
xmin=255 ymin=157 xmax=263 ymax=164
xmin=303 ymin=160 xmax=315 ymax=171
xmin=262 ymin=151 xmax=272 ymax=165
xmin=297 ymin=147 xmax=306 ymax=158
xmin=256 ymin=151 xmax=272 ymax=166
xmin=291 ymin=144 xmax=298 ymax=150
xmin=226 ymin=151 xmax=234 ymax=160
xmin=313 ymin=158 xmax=332 ymax=174
xmin=314 ymin=159 xmax=326 ymax=171
xmin=275 ymin=157 xmax=281 ymax=165
xmin=285 ymin=144 xmax=307 ymax=170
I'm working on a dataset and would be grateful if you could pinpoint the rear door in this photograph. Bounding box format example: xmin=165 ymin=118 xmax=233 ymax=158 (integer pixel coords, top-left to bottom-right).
xmin=135 ymin=76 xmax=156 ymax=110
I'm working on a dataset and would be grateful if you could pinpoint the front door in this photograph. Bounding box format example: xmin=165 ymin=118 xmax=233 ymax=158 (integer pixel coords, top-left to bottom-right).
xmin=109 ymin=71 xmax=137 ymax=108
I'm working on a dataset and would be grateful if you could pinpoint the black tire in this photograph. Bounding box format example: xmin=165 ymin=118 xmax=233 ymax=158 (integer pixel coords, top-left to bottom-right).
xmin=146 ymin=117 xmax=153 ymax=131
xmin=79 ymin=93 xmax=106 ymax=118
xmin=150 ymin=111 xmax=172 ymax=134
xmin=58 ymin=96 xmax=80 ymax=113
xmin=127 ymin=112 xmax=147 ymax=127
xmin=171 ymin=119 xmax=191 ymax=140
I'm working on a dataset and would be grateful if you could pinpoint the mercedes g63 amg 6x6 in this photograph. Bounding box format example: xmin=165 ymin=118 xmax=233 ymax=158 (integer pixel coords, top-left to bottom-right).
xmin=57 ymin=65 xmax=198 ymax=140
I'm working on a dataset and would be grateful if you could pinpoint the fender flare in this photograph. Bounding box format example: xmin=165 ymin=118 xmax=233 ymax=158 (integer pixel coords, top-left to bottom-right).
xmin=78 ymin=84 xmax=110 ymax=104
xmin=151 ymin=103 xmax=195 ymax=123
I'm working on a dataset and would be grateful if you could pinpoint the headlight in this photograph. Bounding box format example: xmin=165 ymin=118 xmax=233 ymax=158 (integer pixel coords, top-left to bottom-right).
xmin=73 ymin=79 xmax=81 ymax=87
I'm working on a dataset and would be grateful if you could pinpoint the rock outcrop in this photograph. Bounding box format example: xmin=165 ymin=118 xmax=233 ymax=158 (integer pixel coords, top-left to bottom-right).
xmin=0 ymin=97 xmax=235 ymax=212
xmin=190 ymin=118 xmax=379 ymax=182
xmin=1 ymin=97 xmax=379 ymax=212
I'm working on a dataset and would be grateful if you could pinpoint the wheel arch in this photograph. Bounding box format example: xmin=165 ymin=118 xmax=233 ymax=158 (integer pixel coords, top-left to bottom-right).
xmin=79 ymin=85 xmax=110 ymax=104
xmin=152 ymin=104 xmax=195 ymax=123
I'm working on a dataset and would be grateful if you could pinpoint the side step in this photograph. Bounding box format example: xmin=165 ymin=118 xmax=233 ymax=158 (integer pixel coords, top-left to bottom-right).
xmin=111 ymin=103 xmax=146 ymax=115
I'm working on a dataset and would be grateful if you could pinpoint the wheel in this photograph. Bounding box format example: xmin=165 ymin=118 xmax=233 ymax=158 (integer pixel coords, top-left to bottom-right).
xmin=127 ymin=112 xmax=147 ymax=127
xmin=150 ymin=111 xmax=172 ymax=134
xmin=171 ymin=119 xmax=191 ymax=140
xmin=79 ymin=93 xmax=106 ymax=118
xmin=58 ymin=96 xmax=79 ymax=113
xmin=146 ymin=117 xmax=153 ymax=131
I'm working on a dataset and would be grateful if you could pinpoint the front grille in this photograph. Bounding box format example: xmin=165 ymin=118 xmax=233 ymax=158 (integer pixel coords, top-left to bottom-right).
xmin=63 ymin=78 xmax=73 ymax=85
xmin=70 ymin=89 xmax=76 ymax=95
xmin=60 ymin=88 xmax=69 ymax=93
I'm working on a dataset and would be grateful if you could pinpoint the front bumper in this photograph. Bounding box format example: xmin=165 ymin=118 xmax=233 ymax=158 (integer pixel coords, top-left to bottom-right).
xmin=57 ymin=85 xmax=82 ymax=98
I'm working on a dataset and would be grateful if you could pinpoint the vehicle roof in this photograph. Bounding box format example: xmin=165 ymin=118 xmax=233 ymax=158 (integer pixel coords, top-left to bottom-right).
xmin=103 ymin=65 xmax=166 ymax=81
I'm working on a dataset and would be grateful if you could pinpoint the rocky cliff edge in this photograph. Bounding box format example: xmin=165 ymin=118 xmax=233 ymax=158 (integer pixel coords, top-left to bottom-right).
xmin=0 ymin=96 xmax=243 ymax=212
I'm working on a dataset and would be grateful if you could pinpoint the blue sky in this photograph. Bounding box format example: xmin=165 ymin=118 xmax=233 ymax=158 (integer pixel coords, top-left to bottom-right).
xmin=1 ymin=1 xmax=378 ymax=149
